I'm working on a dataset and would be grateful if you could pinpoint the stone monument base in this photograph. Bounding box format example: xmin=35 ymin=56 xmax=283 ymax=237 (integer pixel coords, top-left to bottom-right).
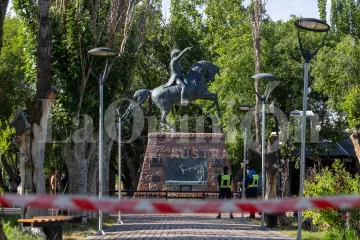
xmin=136 ymin=132 xmax=233 ymax=197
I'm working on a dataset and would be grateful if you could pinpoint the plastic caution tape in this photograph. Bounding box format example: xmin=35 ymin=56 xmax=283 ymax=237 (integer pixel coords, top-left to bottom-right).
xmin=1 ymin=194 xmax=359 ymax=214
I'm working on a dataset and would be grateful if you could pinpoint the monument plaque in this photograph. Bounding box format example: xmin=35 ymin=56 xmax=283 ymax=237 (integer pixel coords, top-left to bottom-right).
xmin=165 ymin=158 xmax=207 ymax=185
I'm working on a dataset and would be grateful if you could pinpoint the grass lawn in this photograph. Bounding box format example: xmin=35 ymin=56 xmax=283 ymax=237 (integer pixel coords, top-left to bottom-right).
xmin=1 ymin=214 xmax=117 ymax=240
xmin=63 ymin=215 xmax=117 ymax=239
xmin=246 ymin=217 xmax=327 ymax=240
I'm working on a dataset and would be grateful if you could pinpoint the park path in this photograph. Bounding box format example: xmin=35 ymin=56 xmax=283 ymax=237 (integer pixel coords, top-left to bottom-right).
xmin=85 ymin=213 xmax=295 ymax=240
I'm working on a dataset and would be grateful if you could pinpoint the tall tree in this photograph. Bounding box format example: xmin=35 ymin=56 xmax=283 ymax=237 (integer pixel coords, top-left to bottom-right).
xmin=11 ymin=0 xmax=57 ymax=219
xmin=46 ymin=0 xmax=156 ymax=202
xmin=249 ymin=0 xmax=263 ymax=154
xmin=248 ymin=0 xmax=284 ymax=201
xmin=318 ymin=0 xmax=360 ymax=39
xmin=204 ymin=0 xmax=253 ymax=178
xmin=0 ymin=0 xmax=9 ymax=53
xmin=315 ymin=0 xmax=360 ymax=166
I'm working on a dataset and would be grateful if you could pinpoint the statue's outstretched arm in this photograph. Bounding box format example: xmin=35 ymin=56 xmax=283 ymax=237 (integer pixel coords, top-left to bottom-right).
xmin=173 ymin=46 xmax=192 ymax=62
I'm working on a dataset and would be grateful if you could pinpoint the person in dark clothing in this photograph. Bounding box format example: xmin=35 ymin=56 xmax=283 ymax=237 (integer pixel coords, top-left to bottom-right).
xmin=245 ymin=166 xmax=259 ymax=218
xmin=60 ymin=171 xmax=69 ymax=215
xmin=60 ymin=171 xmax=69 ymax=194
xmin=216 ymin=166 xmax=234 ymax=219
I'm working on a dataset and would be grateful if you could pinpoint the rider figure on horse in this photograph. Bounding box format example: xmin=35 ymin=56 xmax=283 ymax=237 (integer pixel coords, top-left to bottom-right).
xmin=163 ymin=46 xmax=192 ymax=106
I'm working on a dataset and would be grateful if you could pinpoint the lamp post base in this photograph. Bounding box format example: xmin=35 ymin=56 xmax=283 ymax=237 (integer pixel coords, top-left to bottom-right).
xmin=259 ymin=225 xmax=266 ymax=230
xmin=96 ymin=230 xmax=105 ymax=235
xmin=116 ymin=220 xmax=124 ymax=225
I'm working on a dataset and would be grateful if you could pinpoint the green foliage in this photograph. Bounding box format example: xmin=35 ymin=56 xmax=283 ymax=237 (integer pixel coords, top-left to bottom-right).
xmin=324 ymin=0 xmax=360 ymax=39
xmin=317 ymin=0 xmax=327 ymax=21
xmin=323 ymin=229 xmax=358 ymax=240
xmin=0 ymin=17 xmax=33 ymax=121
xmin=304 ymin=160 xmax=360 ymax=233
xmin=204 ymin=0 xmax=253 ymax=114
xmin=343 ymin=85 xmax=360 ymax=127
xmin=2 ymin=215 xmax=41 ymax=240
xmin=203 ymin=0 xmax=253 ymax=166
xmin=313 ymin=35 xmax=360 ymax=128
xmin=313 ymin=0 xmax=360 ymax=128
xmin=0 ymin=122 xmax=15 ymax=155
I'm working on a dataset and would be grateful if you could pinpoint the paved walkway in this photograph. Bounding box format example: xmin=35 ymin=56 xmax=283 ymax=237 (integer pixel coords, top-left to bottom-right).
xmin=85 ymin=214 xmax=295 ymax=240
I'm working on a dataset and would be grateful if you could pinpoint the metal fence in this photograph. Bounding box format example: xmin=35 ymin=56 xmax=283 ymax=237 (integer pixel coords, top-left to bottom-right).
xmin=109 ymin=190 xmax=243 ymax=199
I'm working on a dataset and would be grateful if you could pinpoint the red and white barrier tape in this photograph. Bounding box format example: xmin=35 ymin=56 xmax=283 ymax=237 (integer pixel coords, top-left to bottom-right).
xmin=1 ymin=194 xmax=359 ymax=214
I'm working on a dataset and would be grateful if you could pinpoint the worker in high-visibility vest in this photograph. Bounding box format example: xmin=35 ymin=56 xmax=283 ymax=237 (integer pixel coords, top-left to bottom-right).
xmin=216 ymin=166 xmax=234 ymax=219
xmin=245 ymin=166 xmax=259 ymax=218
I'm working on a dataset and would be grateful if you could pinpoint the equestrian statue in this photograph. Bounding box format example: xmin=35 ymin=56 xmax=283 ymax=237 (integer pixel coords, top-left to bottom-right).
xmin=124 ymin=47 xmax=221 ymax=132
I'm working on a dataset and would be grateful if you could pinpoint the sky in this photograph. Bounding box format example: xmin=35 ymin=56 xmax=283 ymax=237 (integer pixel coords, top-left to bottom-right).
xmin=162 ymin=0 xmax=330 ymax=22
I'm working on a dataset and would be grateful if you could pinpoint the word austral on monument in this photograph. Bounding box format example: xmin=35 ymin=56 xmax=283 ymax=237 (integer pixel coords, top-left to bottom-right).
xmin=123 ymin=50 xmax=221 ymax=132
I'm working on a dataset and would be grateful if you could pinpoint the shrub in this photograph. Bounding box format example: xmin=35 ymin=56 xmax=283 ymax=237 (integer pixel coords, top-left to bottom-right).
xmin=303 ymin=160 xmax=360 ymax=234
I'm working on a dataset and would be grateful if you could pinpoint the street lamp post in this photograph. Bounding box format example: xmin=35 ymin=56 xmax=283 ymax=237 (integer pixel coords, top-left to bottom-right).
xmin=116 ymin=109 xmax=124 ymax=225
xmin=88 ymin=47 xmax=118 ymax=235
xmin=239 ymin=105 xmax=254 ymax=218
xmin=294 ymin=18 xmax=330 ymax=240
xmin=252 ymin=73 xmax=278 ymax=230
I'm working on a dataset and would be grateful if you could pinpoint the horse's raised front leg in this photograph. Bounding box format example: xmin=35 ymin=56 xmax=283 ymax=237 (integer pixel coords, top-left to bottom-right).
xmin=202 ymin=92 xmax=222 ymax=118
xmin=160 ymin=109 xmax=177 ymax=132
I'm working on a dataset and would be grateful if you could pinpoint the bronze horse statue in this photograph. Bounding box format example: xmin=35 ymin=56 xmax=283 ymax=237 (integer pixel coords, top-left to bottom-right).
xmin=124 ymin=60 xmax=221 ymax=132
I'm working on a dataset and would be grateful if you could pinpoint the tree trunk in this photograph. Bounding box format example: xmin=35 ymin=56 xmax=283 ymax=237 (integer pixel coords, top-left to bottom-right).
xmin=14 ymin=100 xmax=55 ymax=219
xmin=10 ymin=0 xmax=56 ymax=221
xmin=85 ymin=130 xmax=115 ymax=197
xmin=122 ymin=147 xmax=140 ymax=189
xmin=87 ymin=147 xmax=98 ymax=220
xmin=64 ymin=140 xmax=90 ymax=222
xmin=102 ymin=132 xmax=115 ymax=197
xmin=0 ymin=0 xmax=9 ymax=54
xmin=350 ymin=125 xmax=360 ymax=168
xmin=250 ymin=0 xmax=263 ymax=154
xmin=281 ymin=158 xmax=290 ymax=198
xmin=63 ymin=124 xmax=97 ymax=221
xmin=265 ymin=135 xmax=281 ymax=200
xmin=65 ymin=142 xmax=89 ymax=196
xmin=87 ymin=143 xmax=98 ymax=196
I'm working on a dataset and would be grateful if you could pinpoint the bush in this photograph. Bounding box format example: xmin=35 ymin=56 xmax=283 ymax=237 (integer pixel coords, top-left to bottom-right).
xmin=323 ymin=229 xmax=358 ymax=240
xmin=2 ymin=215 xmax=41 ymax=240
xmin=303 ymin=160 xmax=360 ymax=234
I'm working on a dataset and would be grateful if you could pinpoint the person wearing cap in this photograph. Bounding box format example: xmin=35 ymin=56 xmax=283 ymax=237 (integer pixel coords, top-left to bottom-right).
xmin=163 ymin=46 xmax=192 ymax=106
xmin=216 ymin=166 xmax=234 ymax=219
xmin=245 ymin=166 xmax=259 ymax=218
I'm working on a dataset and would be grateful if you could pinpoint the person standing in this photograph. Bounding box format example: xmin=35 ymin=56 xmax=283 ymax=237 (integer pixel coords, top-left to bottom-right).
xmin=60 ymin=171 xmax=69 ymax=194
xmin=50 ymin=170 xmax=60 ymax=195
xmin=245 ymin=166 xmax=259 ymax=218
xmin=216 ymin=166 xmax=234 ymax=219
xmin=60 ymin=171 xmax=69 ymax=215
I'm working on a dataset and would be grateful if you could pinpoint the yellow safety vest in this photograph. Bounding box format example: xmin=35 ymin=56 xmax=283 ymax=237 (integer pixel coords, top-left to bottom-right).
xmin=246 ymin=174 xmax=259 ymax=189
xmin=220 ymin=174 xmax=231 ymax=188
